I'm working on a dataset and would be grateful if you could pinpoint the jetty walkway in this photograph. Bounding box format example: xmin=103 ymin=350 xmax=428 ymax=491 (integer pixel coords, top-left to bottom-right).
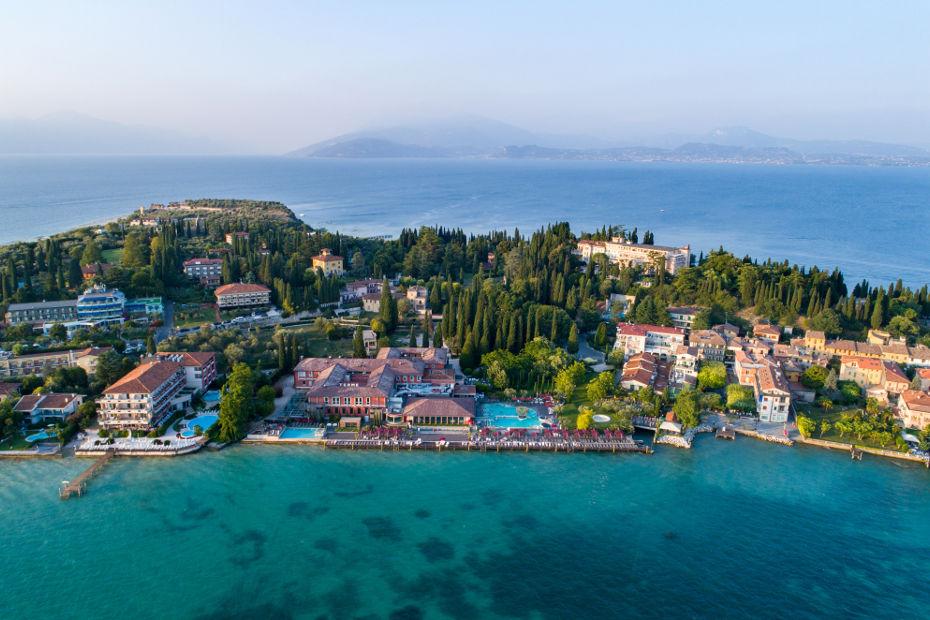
xmin=59 ymin=450 xmax=116 ymax=499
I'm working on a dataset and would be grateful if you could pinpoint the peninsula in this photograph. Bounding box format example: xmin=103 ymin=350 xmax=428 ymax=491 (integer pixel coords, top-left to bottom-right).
xmin=2 ymin=199 xmax=929 ymax=478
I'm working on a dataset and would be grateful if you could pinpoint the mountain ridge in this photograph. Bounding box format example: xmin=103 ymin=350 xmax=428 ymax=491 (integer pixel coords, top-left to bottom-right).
xmin=288 ymin=119 xmax=929 ymax=165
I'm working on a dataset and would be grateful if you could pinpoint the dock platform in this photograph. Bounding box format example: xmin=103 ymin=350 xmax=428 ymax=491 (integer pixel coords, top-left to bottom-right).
xmin=715 ymin=427 xmax=736 ymax=440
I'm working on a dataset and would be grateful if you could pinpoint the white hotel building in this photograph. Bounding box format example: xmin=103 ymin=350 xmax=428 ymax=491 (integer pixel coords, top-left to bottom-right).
xmin=576 ymin=238 xmax=690 ymax=275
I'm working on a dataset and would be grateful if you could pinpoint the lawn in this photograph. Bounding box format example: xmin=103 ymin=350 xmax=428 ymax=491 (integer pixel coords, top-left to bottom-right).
xmin=281 ymin=325 xmax=356 ymax=358
xmin=175 ymin=305 xmax=218 ymax=328
xmin=0 ymin=434 xmax=34 ymax=451
xmin=797 ymin=403 xmax=905 ymax=452
xmin=101 ymin=248 xmax=123 ymax=264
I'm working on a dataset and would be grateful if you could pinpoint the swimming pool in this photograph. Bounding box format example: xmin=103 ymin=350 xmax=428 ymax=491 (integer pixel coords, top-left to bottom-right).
xmin=179 ymin=415 xmax=218 ymax=439
xmin=479 ymin=403 xmax=544 ymax=429
xmin=25 ymin=430 xmax=55 ymax=442
xmin=280 ymin=427 xmax=325 ymax=440
xmin=203 ymin=390 xmax=221 ymax=405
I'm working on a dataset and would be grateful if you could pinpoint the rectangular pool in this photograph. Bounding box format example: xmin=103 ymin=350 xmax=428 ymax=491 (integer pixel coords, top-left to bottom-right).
xmin=280 ymin=427 xmax=326 ymax=440
xmin=479 ymin=402 xmax=544 ymax=429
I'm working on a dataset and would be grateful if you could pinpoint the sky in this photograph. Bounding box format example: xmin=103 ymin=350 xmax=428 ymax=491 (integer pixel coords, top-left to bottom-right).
xmin=1 ymin=0 xmax=929 ymax=153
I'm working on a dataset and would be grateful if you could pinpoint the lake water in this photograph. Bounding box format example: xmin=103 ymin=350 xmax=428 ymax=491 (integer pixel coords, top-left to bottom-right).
xmin=2 ymin=440 xmax=929 ymax=619
xmin=1 ymin=156 xmax=928 ymax=286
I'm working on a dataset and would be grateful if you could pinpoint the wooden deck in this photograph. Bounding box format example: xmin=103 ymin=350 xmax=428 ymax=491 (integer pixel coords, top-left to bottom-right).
xmin=59 ymin=450 xmax=115 ymax=499
xmin=715 ymin=427 xmax=736 ymax=440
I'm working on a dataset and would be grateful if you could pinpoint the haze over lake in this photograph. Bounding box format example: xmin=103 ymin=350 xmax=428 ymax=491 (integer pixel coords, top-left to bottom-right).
xmin=1 ymin=156 xmax=928 ymax=286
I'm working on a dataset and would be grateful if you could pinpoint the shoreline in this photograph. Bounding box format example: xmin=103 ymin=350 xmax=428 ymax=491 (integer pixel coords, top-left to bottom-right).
xmin=8 ymin=427 xmax=928 ymax=468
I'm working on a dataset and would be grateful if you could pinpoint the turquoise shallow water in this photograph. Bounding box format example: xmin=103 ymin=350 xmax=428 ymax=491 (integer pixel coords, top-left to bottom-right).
xmin=2 ymin=438 xmax=930 ymax=619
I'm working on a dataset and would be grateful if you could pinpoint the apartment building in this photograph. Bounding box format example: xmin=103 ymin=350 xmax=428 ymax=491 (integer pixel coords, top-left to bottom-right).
xmin=183 ymin=258 xmax=223 ymax=287
xmin=76 ymin=285 xmax=126 ymax=326
xmin=146 ymin=351 xmax=217 ymax=393
xmin=0 ymin=347 xmax=110 ymax=379
xmin=4 ymin=299 xmax=78 ymax=325
xmin=214 ymin=283 xmax=271 ymax=309
xmin=97 ymin=361 xmax=187 ymax=430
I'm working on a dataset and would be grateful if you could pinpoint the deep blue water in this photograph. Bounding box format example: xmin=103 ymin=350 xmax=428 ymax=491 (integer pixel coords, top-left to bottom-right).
xmin=1 ymin=156 xmax=928 ymax=286
xmin=2 ymin=439 xmax=930 ymax=619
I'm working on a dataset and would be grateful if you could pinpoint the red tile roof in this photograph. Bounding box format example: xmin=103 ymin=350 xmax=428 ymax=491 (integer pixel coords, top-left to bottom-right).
xmin=616 ymin=323 xmax=684 ymax=337
xmin=104 ymin=361 xmax=182 ymax=395
xmin=215 ymin=283 xmax=270 ymax=296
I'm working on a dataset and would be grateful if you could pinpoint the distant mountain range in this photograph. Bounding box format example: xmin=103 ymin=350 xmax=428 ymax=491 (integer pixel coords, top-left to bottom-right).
xmin=289 ymin=118 xmax=930 ymax=166
xmin=0 ymin=112 xmax=227 ymax=155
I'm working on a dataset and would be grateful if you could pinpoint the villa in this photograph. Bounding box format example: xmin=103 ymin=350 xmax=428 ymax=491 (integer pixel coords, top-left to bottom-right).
xmin=667 ymin=305 xmax=702 ymax=332
xmin=899 ymin=390 xmax=930 ymax=430
xmin=341 ymin=279 xmax=382 ymax=302
xmin=80 ymin=262 xmax=113 ymax=281
xmin=183 ymin=258 xmax=223 ymax=287
xmin=614 ymin=323 xmax=686 ymax=360
xmin=97 ymin=360 xmax=188 ymax=430
xmin=13 ymin=392 xmax=83 ymax=425
xmin=689 ymin=329 xmax=727 ymax=362
xmin=839 ymin=357 xmax=910 ymax=403
xmin=753 ymin=323 xmax=782 ymax=344
xmin=225 ymin=231 xmax=250 ymax=244
xmin=733 ymin=350 xmax=791 ymax=422
xmin=576 ymin=237 xmax=690 ymax=275
xmin=214 ymin=282 xmax=271 ymax=309
xmin=311 ymin=248 xmax=345 ymax=276
xmin=406 ymin=285 xmax=428 ymax=314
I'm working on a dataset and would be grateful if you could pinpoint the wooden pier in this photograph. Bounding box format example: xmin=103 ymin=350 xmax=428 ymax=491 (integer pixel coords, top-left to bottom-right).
xmin=59 ymin=450 xmax=116 ymax=499
xmin=715 ymin=426 xmax=736 ymax=440
xmin=322 ymin=438 xmax=648 ymax=454
xmin=850 ymin=446 xmax=863 ymax=461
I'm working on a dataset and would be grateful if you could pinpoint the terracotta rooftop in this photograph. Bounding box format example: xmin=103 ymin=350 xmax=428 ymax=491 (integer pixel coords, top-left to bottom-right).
xmin=902 ymin=390 xmax=930 ymax=413
xmin=0 ymin=382 xmax=20 ymax=398
xmin=183 ymin=258 xmax=223 ymax=266
xmin=104 ymin=361 xmax=182 ymax=395
xmin=616 ymin=323 xmax=684 ymax=337
xmin=14 ymin=392 xmax=80 ymax=412
xmin=215 ymin=283 xmax=270 ymax=296
xmin=402 ymin=397 xmax=475 ymax=419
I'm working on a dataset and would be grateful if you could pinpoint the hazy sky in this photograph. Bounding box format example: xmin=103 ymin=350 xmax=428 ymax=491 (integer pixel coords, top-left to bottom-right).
xmin=2 ymin=0 xmax=929 ymax=152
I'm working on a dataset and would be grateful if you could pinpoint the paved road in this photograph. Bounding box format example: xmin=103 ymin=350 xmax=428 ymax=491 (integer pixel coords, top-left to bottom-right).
xmin=155 ymin=300 xmax=175 ymax=343
xmin=577 ymin=335 xmax=606 ymax=364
